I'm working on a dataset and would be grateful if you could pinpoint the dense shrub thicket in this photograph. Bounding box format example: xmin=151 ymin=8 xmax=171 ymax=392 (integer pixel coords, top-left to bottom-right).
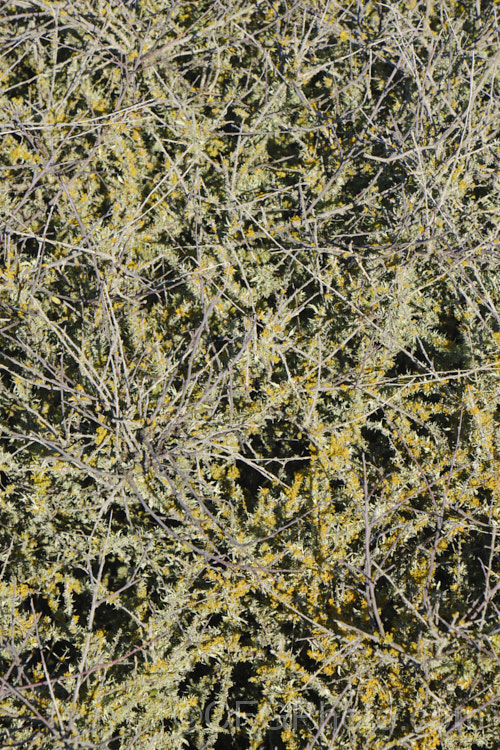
xmin=1 ymin=1 xmax=500 ymax=748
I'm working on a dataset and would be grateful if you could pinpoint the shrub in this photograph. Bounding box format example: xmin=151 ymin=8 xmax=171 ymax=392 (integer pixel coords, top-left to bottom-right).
xmin=1 ymin=1 xmax=499 ymax=748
